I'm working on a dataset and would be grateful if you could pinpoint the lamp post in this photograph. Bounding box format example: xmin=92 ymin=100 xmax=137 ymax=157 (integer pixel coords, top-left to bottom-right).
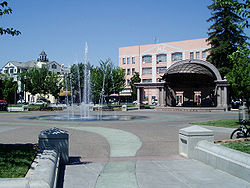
xmin=24 ymin=75 xmax=26 ymax=104
xmin=239 ymin=101 xmax=249 ymax=123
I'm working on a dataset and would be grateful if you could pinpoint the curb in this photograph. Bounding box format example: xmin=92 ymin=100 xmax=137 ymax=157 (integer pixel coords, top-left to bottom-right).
xmin=194 ymin=140 xmax=250 ymax=183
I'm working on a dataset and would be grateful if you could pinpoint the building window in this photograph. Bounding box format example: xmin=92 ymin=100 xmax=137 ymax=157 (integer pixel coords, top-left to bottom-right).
xmin=202 ymin=51 xmax=206 ymax=59
xmin=127 ymin=68 xmax=130 ymax=75
xmin=4 ymin=69 xmax=7 ymax=73
xmin=142 ymin=55 xmax=152 ymax=63
xmin=10 ymin=68 xmax=13 ymax=73
xmin=122 ymin=58 xmax=126 ymax=64
xmin=196 ymin=51 xmax=200 ymax=59
xmin=132 ymin=68 xmax=135 ymax=75
xmin=17 ymin=68 xmax=20 ymax=73
xmin=142 ymin=79 xmax=152 ymax=83
xmin=127 ymin=57 xmax=130 ymax=64
xmin=132 ymin=57 xmax=135 ymax=64
xmin=52 ymin=64 xmax=57 ymax=69
xmin=190 ymin=52 xmax=194 ymax=60
xmin=142 ymin=68 xmax=152 ymax=75
xmin=157 ymin=54 xmax=167 ymax=63
xmin=172 ymin=52 xmax=182 ymax=61
xmin=127 ymin=79 xmax=130 ymax=86
xmin=157 ymin=67 xmax=167 ymax=74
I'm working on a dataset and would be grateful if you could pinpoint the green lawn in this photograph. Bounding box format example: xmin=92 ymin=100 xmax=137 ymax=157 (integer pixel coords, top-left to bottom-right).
xmin=190 ymin=119 xmax=239 ymax=128
xmin=0 ymin=144 xmax=37 ymax=178
xmin=222 ymin=141 xmax=250 ymax=154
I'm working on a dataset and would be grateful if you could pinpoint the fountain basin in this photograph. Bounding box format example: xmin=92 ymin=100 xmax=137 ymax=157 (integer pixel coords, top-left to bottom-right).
xmin=27 ymin=114 xmax=146 ymax=121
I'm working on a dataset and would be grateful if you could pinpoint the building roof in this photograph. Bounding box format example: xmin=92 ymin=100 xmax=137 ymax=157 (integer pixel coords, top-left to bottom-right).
xmin=40 ymin=51 xmax=47 ymax=56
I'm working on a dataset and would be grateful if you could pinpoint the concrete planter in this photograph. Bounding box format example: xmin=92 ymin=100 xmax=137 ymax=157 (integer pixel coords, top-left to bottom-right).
xmin=0 ymin=149 xmax=60 ymax=188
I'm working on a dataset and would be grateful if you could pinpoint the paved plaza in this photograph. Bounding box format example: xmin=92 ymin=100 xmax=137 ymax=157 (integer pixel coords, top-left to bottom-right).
xmin=0 ymin=109 xmax=250 ymax=187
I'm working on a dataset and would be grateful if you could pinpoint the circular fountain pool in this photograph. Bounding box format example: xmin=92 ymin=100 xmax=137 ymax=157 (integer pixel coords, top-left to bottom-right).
xmin=28 ymin=114 xmax=145 ymax=122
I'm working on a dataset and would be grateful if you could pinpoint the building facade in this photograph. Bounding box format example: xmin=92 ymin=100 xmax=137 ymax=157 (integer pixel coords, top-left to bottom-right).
xmin=1 ymin=51 xmax=69 ymax=104
xmin=119 ymin=38 xmax=210 ymax=104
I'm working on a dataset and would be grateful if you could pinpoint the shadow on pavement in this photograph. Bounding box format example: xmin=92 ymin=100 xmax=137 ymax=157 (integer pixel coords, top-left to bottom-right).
xmin=56 ymin=156 xmax=92 ymax=188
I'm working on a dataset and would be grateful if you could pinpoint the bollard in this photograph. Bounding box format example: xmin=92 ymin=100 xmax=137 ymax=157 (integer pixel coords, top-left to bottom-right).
xmin=38 ymin=127 xmax=69 ymax=164
xmin=179 ymin=125 xmax=214 ymax=158
xmin=122 ymin=105 xmax=127 ymax=111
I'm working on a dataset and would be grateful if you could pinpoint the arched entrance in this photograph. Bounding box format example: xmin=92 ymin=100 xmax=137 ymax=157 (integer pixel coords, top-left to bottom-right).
xmin=162 ymin=59 xmax=229 ymax=109
xmin=135 ymin=59 xmax=230 ymax=110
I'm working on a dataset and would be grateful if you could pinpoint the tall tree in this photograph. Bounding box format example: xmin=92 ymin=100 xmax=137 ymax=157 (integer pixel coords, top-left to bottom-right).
xmin=226 ymin=44 xmax=250 ymax=100
xmin=91 ymin=59 xmax=125 ymax=104
xmin=0 ymin=1 xmax=21 ymax=36
xmin=46 ymin=72 xmax=63 ymax=100
xmin=206 ymin=0 xmax=248 ymax=77
xmin=130 ymin=72 xmax=141 ymax=101
xmin=21 ymin=66 xmax=62 ymax=99
xmin=112 ymin=67 xmax=125 ymax=95
xmin=1 ymin=75 xmax=17 ymax=103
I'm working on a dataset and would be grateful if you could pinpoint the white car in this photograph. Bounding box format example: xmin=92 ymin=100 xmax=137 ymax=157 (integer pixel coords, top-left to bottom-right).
xmin=17 ymin=99 xmax=26 ymax=104
xmin=133 ymin=101 xmax=138 ymax=105
xmin=34 ymin=100 xmax=47 ymax=105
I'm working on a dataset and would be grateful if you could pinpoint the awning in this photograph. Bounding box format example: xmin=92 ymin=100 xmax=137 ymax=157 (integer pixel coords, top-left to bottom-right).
xmin=59 ymin=90 xmax=71 ymax=97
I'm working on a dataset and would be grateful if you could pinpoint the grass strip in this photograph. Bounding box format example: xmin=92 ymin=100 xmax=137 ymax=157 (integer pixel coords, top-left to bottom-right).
xmin=190 ymin=119 xmax=239 ymax=128
xmin=222 ymin=141 xmax=250 ymax=154
xmin=0 ymin=144 xmax=37 ymax=178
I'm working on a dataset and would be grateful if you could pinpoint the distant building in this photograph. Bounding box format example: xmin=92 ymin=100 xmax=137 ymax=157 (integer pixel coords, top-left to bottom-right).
xmin=1 ymin=51 xmax=69 ymax=103
xmin=119 ymin=38 xmax=230 ymax=110
xmin=1 ymin=51 xmax=69 ymax=80
xmin=119 ymin=38 xmax=210 ymax=104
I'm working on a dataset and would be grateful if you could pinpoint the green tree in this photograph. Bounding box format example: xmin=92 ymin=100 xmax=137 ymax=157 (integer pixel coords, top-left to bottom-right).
xmin=21 ymin=66 xmax=61 ymax=99
xmin=65 ymin=63 xmax=93 ymax=103
xmin=0 ymin=1 xmax=21 ymax=36
xmin=112 ymin=67 xmax=125 ymax=95
xmin=130 ymin=72 xmax=141 ymax=100
xmin=90 ymin=59 xmax=125 ymax=104
xmin=1 ymin=75 xmax=17 ymax=103
xmin=206 ymin=0 xmax=248 ymax=77
xmin=46 ymin=72 xmax=63 ymax=100
xmin=226 ymin=44 xmax=250 ymax=100
xmin=91 ymin=66 xmax=103 ymax=104
xmin=213 ymin=0 xmax=249 ymax=29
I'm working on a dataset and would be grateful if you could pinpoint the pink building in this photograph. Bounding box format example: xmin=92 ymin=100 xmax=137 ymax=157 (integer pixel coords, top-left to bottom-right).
xmin=119 ymin=38 xmax=210 ymax=104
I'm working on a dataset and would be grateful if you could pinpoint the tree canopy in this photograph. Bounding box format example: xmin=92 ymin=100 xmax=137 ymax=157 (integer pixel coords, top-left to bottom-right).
xmin=21 ymin=66 xmax=62 ymax=100
xmin=91 ymin=59 xmax=125 ymax=104
xmin=206 ymin=0 xmax=249 ymax=77
xmin=226 ymin=44 xmax=250 ymax=100
xmin=0 ymin=1 xmax=21 ymax=36
xmin=130 ymin=72 xmax=141 ymax=101
xmin=0 ymin=75 xmax=17 ymax=103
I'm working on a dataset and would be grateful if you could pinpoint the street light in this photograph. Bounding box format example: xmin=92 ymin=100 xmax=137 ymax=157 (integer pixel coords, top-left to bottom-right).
xmin=24 ymin=75 xmax=26 ymax=104
xmin=239 ymin=101 xmax=249 ymax=123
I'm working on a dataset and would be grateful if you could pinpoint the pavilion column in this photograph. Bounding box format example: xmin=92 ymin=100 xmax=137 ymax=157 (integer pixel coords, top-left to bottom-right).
xmin=216 ymin=80 xmax=230 ymax=110
xmin=157 ymin=88 xmax=161 ymax=106
xmin=223 ymin=86 xmax=228 ymax=111
xmin=137 ymin=88 xmax=141 ymax=105
xmin=217 ymin=86 xmax=222 ymax=108
xmin=162 ymin=87 xmax=166 ymax=106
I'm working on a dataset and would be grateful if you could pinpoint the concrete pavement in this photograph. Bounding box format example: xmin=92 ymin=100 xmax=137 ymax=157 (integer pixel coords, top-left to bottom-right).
xmin=0 ymin=110 xmax=249 ymax=187
xmin=63 ymin=159 xmax=250 ymax=188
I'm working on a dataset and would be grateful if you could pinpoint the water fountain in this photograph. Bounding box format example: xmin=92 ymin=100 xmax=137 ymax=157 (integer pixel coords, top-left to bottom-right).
xmin=29 ymin=43 xmax=142 ymax=122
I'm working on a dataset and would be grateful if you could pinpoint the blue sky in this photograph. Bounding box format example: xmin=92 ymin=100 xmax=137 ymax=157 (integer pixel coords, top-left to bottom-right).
xmin=0 ymin=0 xmax=249 ymax=68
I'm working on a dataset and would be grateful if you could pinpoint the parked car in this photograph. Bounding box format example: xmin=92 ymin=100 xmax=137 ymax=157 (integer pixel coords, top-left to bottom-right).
xmin=133 ymin=101 xmax=138 ymax=105
xmin=152 ymin=99 xmax=158 ymax=105
xmin=0 ymin=100 xmax=8 ymax=111
xmin=34 ymin=100 xmax=47 ymax=105
xmin=17 ymin=99 xmax=26 ymax=104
